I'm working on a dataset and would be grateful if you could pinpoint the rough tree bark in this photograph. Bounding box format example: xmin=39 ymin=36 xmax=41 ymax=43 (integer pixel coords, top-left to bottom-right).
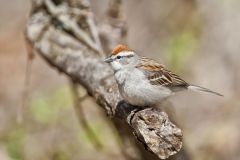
xmin=25 ymin=0 xmax=183 ymax=159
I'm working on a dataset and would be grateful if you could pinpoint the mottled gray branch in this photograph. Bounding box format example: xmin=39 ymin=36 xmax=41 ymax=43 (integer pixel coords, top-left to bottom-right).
xmin=25 ymin=0 xmax=183 ymax=159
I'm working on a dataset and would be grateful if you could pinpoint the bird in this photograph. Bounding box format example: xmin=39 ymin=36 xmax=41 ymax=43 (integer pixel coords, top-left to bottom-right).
xmin=104 ymin=44 xmax=223 ymax=107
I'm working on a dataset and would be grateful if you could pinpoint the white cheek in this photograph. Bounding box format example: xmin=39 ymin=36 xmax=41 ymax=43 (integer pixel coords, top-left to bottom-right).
xmin=110 ymin=61 xmax=122 ymax=71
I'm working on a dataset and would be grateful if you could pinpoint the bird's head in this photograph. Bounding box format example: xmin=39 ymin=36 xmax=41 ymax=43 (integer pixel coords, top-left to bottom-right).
xmin=104 ymin=44 xmax=139 ymax=72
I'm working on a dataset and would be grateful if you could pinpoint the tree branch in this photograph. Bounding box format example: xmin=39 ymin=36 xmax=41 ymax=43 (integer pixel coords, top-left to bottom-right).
xmin=25 ymin=0 xmax=183 ymax=159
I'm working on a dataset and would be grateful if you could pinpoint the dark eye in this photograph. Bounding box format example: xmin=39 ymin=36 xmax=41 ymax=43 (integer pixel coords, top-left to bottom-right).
xmin=116 ymin=56 xmax=122 ymax=59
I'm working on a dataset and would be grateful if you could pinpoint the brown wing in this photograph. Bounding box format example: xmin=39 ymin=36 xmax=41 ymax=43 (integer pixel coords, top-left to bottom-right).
xmin=136 ymin=57 xmax=189 ymax=89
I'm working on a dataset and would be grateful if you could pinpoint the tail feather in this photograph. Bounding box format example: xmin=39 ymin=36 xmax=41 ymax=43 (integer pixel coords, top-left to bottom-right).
xmin=187 ymin=85 xmax=223 ymax=96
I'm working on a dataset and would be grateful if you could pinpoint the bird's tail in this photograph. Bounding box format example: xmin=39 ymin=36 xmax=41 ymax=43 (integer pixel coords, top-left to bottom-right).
xmin=187 ymin=85 xmax=223 ymax=96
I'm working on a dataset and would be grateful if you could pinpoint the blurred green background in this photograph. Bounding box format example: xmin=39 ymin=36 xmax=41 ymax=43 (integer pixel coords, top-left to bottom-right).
xmin=0 ymin=0 xmax=239 ymax=160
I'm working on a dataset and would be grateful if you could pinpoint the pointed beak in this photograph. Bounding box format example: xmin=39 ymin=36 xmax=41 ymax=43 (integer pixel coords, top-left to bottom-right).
xmin=104 ymin=57 xmax=113 ymax=63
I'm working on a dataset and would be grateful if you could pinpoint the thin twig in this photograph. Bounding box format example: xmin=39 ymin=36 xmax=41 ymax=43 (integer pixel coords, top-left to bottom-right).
xmin=87 ymin=14 xmax=104 ymax=55
xmin=108 ymin=0 xmax=122 ymax=18
xmin=71 ymin=80 xmax=104 ymax=150
xmin=19 ymin=38 xmax=35 ymax=124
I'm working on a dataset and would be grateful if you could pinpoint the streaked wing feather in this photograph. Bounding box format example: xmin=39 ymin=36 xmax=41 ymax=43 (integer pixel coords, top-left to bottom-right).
xmin=136 ymin=57 xmax=188 ymax=88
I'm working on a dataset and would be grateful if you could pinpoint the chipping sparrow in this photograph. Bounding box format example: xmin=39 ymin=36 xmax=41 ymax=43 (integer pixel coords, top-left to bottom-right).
xmin=104 ymin=44 xmax=222 ymax=106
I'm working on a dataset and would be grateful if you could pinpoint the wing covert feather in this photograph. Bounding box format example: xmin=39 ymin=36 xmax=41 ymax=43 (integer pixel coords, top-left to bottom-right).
xmin=136 ymin=57 xmax=188 ymax=88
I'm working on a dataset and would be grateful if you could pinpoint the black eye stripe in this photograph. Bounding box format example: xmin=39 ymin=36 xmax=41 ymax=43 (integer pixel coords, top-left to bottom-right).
xmin=116 ymin=54 xmax=133 ymax=60
xmin=117 ymin=56 xmax=121 ymax=59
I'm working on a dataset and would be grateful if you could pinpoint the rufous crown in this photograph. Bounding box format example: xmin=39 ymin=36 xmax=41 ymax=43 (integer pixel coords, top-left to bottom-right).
xmin=111 ymin=44 xmax=132 ymax=55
